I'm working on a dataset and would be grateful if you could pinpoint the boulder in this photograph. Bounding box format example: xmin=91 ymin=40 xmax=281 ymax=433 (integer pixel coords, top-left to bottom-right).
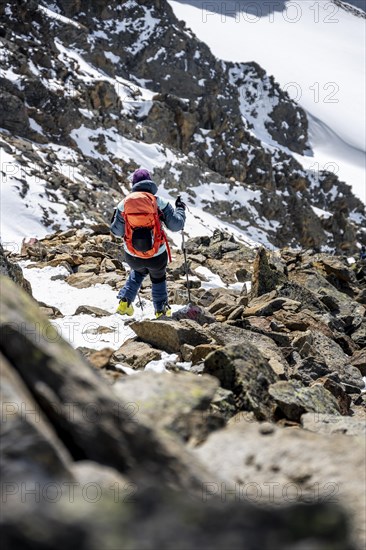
xmin=130 ymin=319 xmax=212 ymax=354
xmin=206 ymin=323 xmax=288 ymax=376
xmin=112 ymin=371 xmax=220 ymax=445
xmin=243 ymin=294 xmax=301 ymax=317
xmin=0 ymin=276 xmax=213 ymax=492
xmin=310 ymin=376 xmax=352 ymax=415
xmin=351 ymin=321 xmax=366 ymax=347
xmin=0 ymin=89 xmax=29 ymax=135
xmin=204 ymin=343 xmax=279 ymax=420
xmin=268 ymin=380 xmax=340 ymax=421
xmin=191 ymin=343 xmax=222 ymax=365
xmin=1 ymin=353 xmax=73 ymax=483
xmin=1 ymin=473 xmax=354 ymax=550
xmin=290 ymin=269 xmax=365 ymax=330
xmin=46 ymin=253 xmax=84 ymax=267
xmin=38 ymin=301 xmax=63 ymax=319
xmin=194 ymin=420 xmax=365 ymax=549
xmin=111 ymin=339 xmax=161 ymax=370
xmin=291 ymin=330 xmax=349 ymax=376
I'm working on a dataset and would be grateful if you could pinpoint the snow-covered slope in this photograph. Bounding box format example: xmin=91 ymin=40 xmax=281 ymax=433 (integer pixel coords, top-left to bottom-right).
xmin=0 ymin=0 xmax=365 ymax=255
xmin=169 ymin=0 xmax=366 ymax=202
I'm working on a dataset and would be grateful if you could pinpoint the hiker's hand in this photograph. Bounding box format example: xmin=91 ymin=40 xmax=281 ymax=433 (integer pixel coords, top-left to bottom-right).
xmin=175 ymin=196 xmax=186 ymax=210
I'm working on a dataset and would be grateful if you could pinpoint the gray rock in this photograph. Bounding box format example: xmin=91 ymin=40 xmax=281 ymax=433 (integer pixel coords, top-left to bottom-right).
xmin=268 ymin=380 xmax=340 ymax=421
xmin=0 ymin=89 xmax=30 ymax=136
xmin=1 ymin=476 xmax=355 ymax=550
xmin=291 ymin=330 xmax=350 ymax=378
xmin=206 ymin=323 xmax=288 ymax=376
xmin=1 ymin=353 xmax=73 ymax=483
xmin=0 ymin=244 xmax=32 ymax=295
xmin=351 ymin=321 xmax=366 ymax=347
xmin=204 ymin=343 xmax=279 ymax=420
xmin=194 ymin=420 xmax=365 ymax=549
xmin=0 ymin=276 xmax=213 ymax=492
xmin=351 ymin=349 xmax=366 ymax=376
xmin=113 ymin=371 xmax=220 ymax=445
xmin=301 ymin=413 xmax=366 ymax=436
xmin=250 ymin=247 xmax=288 ymax=298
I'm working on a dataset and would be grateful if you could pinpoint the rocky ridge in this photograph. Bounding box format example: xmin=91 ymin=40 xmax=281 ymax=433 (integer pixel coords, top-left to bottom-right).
xmin=1 ymin=228 xmax=365 ymax=548
xmin=0 ymin=0 xmax=365 ymax=252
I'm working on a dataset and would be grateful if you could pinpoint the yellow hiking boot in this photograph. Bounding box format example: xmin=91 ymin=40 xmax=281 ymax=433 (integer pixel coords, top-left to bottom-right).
xmin=155 ymin=304 xmax=171 ymax=319
xmin=116 ymin=300 xmax=134 ymax=316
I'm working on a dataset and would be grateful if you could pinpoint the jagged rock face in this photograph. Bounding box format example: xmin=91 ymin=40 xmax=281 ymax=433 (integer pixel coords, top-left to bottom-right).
xmin=228 ymin=62 xmax=309 ymax=154
xmin=0 ymin=0 xmax=364 ymax=252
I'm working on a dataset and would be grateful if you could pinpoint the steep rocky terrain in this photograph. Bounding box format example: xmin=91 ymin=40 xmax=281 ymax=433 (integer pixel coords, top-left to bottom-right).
xmin=1 ymin=1 xmax=365 ymax=547
xmin=1 ymin=0 xmax=365 ymax=252
xmin=1 ymin=227 xmax=366 ymax=548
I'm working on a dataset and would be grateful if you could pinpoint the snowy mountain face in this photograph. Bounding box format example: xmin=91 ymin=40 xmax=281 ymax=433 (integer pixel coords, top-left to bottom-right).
xmin=169 ymin=0 xmax=366 ymax=201
xmin=0 ymin=0 xmax=365 ymax=254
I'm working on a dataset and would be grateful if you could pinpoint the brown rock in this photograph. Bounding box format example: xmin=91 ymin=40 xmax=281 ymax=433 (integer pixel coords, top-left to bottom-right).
xmin=74 ymin=305 xmax=111 ymax=317
xmin=47 ymin=253 xmax=84 ymax=267
xmin=130 ymin=319 xmax=212 ymax=354
xmin=350 ymin=349 xmax=366 ymax=376
xmin=88 ymin=348 xmax=114 ymax=369
xmin=191 ymin=344 xmax=222 ymax=365
xmin=112 ymin=339 xmax=161 ymax=370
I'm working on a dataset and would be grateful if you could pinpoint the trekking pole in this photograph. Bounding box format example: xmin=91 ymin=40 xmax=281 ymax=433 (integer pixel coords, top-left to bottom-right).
xmin=137 ymin=291 xmax=144 ymax=311
xmin=181 ymin=230 xmax=191 ymax=304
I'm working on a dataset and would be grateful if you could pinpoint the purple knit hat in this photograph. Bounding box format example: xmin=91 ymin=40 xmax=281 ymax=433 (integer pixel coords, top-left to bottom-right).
xmin=131 ymin=168 xmax=151 ymax=184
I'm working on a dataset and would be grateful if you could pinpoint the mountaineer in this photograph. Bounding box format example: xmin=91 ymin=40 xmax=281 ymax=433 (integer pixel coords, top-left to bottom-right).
xmin=110 ymin=168 xmax=186 ymax=317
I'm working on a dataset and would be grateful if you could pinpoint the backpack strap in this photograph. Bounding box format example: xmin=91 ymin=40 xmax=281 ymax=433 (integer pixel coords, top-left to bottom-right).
xmin=158 ymin=208 xmax=171 ymax=262
xmin=162 ymin=231 xmax=172 ymax=263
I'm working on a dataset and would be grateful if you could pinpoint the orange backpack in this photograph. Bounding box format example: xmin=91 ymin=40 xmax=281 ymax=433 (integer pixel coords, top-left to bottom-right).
xmin=122 ymin=191 xmax=167 ymax=259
